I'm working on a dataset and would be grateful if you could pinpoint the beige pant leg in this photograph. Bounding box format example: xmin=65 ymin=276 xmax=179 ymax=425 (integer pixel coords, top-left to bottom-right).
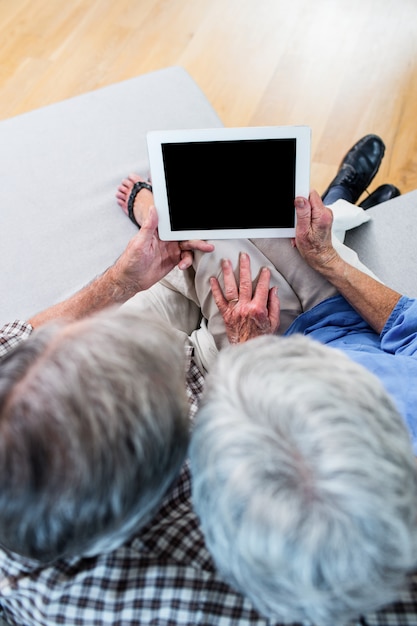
xmin=122 ymin=267 xmax=201 ymax=338
xmin=191 ymin=239 xmax=303 ymax=349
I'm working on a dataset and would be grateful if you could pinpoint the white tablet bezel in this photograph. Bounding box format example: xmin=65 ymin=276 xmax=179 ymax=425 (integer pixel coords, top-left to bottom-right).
xmin=147 ymin=125 xmax=311 ymax=240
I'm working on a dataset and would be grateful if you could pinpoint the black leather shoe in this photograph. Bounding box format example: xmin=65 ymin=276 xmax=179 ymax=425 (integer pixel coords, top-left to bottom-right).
xmin=358 ymin=184 xmax=401 ymax=209
xmin=321 ymin=134 xmax=385 ymax=205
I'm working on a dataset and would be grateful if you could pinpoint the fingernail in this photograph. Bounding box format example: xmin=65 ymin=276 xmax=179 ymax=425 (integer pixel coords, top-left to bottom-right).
xmin=295 ymin=197 xmax=305 ymax=208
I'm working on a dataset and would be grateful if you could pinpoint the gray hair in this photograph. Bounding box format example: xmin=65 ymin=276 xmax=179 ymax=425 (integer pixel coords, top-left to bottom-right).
xmin=190 ymin=334 xmax=417 ymax=626
xmin=0 ymin=307 xmax=190 ymax=562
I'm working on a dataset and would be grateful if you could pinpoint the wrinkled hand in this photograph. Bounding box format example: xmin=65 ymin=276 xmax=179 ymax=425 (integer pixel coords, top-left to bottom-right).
xmin=178 ymin=239 xmax=215 ymax=270
xmin=293 ymin=190 xmax=340 ymax=271
xmin=210 ymin=252 xmax=280 ymax=344
xmin=114 ymin=205 xmax=185 ymax=292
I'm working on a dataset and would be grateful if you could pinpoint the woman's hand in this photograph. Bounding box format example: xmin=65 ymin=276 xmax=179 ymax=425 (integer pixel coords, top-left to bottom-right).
xmin=210 ymin=252 xmax=280 ymax=344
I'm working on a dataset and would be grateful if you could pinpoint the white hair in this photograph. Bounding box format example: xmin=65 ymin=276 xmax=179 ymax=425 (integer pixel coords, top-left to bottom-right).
xmin=0 ymin=307 xmax=190 ymax=562
xmin=190 ymin=334 xmax=417 ymax=626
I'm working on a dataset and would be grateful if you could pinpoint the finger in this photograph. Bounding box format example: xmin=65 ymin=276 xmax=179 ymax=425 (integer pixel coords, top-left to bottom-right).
xmin=267 ymin=286 xmax=280 ymax=333
xmin=140 ymin=205 xmax=159 ymax=236
xmin=221 ymin=258 xmax=239 ymax=301
xmin=252 ymin=266 xmax=272 ymax=306
xmin=178 ymin=250 xmax=193 ymax=270
xmin=210 ymin=276 xmax=229 ymax=313
xmin=237 ymin=252 xmax=254 ymax=302
xmin=294 ymin=196 xmax=312 ymax=237
xmin=180 ymin=239 xmax=215 ymax=253
xmin=309 ymin=189 xmax=334 ymax=230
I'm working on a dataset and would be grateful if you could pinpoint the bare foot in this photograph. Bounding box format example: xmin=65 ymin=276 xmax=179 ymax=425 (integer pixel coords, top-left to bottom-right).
xmin=116 ymin=173 xmax=153 ymax=227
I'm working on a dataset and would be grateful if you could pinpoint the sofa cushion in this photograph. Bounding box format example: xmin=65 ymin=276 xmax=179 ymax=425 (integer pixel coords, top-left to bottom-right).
xmin=0 ymin=67 xmax=222 ymax=326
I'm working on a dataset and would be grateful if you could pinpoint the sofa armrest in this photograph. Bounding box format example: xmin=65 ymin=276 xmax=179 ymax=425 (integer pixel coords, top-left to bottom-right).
xmin=345 ymin=190 xmax=417 ymax=297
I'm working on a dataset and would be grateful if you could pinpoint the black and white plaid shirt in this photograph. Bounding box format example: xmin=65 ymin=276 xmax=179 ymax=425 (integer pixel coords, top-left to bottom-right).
xmin=1 ymin=321 xmax=417 ymax=626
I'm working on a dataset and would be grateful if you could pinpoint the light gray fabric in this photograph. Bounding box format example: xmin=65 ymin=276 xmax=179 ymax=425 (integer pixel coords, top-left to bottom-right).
xmin=345 ymin=190 xmax=417 ymax=297
xmin=0 ymin=66 xmax=222 ymax=326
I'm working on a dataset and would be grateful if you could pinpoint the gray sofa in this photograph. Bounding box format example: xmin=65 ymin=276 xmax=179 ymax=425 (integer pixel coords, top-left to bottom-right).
xmin=1 ymin=65 xmax=416 ymax=328
xmin=345 ymin=191 xmax=417 ymax=296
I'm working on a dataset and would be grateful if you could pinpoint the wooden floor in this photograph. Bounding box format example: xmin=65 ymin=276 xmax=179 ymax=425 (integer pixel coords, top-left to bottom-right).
xmin=1 ymin=0 xmax=417 ymax=198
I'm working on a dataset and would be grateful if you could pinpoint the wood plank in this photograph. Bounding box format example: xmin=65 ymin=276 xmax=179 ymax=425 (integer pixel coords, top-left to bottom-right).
xmin=0 ymin=0 xmax=416 ymax=195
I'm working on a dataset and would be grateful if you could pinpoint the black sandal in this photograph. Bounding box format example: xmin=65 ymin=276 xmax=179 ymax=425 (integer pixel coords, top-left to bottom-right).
xmin=127 ymin=180 xmax=153 ymax=228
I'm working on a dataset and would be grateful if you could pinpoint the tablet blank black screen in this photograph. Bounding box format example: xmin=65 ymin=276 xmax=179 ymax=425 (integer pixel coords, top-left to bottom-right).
xmin=161 ymin=138 xmax=296 ymax=231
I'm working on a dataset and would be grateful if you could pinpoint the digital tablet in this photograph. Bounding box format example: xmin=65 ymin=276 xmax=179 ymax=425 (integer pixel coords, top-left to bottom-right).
xmin=147 ymin=125 xmax=311 ymax=240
